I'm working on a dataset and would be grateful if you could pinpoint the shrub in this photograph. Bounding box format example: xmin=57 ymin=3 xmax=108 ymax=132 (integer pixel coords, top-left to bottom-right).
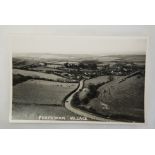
xmin=108 ymin=75 xmax=114 ymax=81
xmin=71 ymin=92 xmax=80 ymax=106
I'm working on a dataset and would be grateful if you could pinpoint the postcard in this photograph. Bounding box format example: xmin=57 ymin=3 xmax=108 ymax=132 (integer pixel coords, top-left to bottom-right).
xmin=11 ymin=35 xmax=147 ymax=123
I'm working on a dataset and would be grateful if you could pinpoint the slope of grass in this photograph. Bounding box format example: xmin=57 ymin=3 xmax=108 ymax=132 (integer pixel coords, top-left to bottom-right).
xmin=84 ymin=76 xmax=109 ymax=88
xmin=87 ymin=74 xmax=145 ymax=122
xmin=13 ymin=69 xmax=68 ymax=82
xmin=12 ymin=104 xmax=80 ymax=120
xmin=13 ymin=80 xmax=78 ymax=105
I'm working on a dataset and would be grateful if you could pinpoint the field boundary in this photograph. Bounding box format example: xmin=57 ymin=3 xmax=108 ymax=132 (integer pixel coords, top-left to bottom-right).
xmin=119 ymin=71 xmax=142 ymax=83
xmin=13 ymin=102 xmax=63 ymax=107
xmin=62 ymin=82 xmax=80 ymax=106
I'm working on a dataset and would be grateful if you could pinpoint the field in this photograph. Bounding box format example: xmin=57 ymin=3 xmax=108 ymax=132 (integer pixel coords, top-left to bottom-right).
xmin=13 ymin=80 xmax=78 ymax=105
xmin=12 ymin=80 xmax=78 ymax=120
xmin=87 ymin=73 xmax=145 ymax=122
xmin=12 ymin=104 xmax=79 ymax=120
xmin=84 ymin=75 xmax=125 ymax=88
xmin=84 ymin=76 xmax=109 ymax=87
xmin=80 ymin=76 xmax=125 ymax=102
xmin=13 ymin=69 xmax=67 ymax=81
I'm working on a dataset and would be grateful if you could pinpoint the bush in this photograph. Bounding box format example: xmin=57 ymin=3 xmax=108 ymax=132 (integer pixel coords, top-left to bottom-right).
xmin=13 ymin=74 xmax=32 ymax=85
xmin=108 ymin=75 xmax=114 ymax=81
xmin=81 ymin=97 xmax=89 ymax=104
xmin=88 ymin=84 xmax=98 ymax=98
xmin=71 ymin=92 xmax=80 ymax=106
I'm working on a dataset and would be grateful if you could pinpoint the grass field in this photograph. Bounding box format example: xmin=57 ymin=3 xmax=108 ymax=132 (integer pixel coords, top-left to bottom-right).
xmin=13 ymin=69 xmax=67 ymax=81
xmin=84 ymin=76 xmax=126 ymax=88
xmin=87 ymin=74 xmax=145 ymax=122
xmin=78 ymin=76 xmax=126 ymax=105
xmin=12 ymin=104 xmax=79 ymax=120
xmin=12 ymin=80 xmax=78 ymax=120
xmin=84 ymin=76 xmax=109 ymax=87
xmin=13 ymin=80 xmax=78 ymax=105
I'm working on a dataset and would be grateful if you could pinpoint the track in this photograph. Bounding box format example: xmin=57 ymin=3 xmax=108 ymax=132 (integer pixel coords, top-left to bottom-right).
xmin=64 ymin=80 xmax=115 ymax=122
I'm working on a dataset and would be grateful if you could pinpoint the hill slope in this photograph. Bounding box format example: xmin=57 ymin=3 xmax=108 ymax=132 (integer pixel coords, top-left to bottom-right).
xmin=87 ymin=73 xmax=145 ymax=122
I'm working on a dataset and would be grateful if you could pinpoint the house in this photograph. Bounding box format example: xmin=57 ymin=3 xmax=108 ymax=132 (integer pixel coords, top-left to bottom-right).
xmin=39 ymin=62 xmax=45 ymax=66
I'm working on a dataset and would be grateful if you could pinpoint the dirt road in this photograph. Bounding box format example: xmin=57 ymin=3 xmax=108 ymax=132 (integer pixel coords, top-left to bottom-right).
xmin=64 ymin=80 xmax=115 ymax=122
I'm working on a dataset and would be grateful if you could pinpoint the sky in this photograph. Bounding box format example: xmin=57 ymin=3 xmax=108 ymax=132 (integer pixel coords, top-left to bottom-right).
xmin=11 ymin=35 xmax=147 ymax=55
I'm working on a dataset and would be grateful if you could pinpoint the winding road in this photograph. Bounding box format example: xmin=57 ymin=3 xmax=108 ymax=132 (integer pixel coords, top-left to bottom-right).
xmin=64 ymin=80 xmax=114 ymax=122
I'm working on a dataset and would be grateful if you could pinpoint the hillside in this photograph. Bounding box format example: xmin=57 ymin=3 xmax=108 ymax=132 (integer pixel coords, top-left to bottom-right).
xmin=13 ymin=69 xmax=69 ymax=82
xmin=87 ymin=73 xmax=145 ymax=122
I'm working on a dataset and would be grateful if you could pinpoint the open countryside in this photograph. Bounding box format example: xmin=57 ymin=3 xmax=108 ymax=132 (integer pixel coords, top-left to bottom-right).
xmin=12 ymin=54 xmax=145 ymax=122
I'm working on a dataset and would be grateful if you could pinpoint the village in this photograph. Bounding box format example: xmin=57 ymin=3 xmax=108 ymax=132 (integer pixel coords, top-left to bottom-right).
xmin=14 ymin=59 xmax=145 ymax=81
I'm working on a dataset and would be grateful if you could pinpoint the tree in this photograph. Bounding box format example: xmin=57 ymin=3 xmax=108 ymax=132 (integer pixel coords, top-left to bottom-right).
xmin=72 ymin=92 xmax=80 ymax=106
xmin=88 ymin=84 xmax=98 ymax=98
xmin=79 ymin=62 xmax=85 ymax=69
xmin=64 ymin=62 xmax=69 ymax=68
xmin=108 ymin=75 xmax=114 ymax=81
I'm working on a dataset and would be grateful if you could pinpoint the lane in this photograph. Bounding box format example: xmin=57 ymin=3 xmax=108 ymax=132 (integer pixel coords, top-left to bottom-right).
xmin=64 ymin=80 xmax=115 ymax=122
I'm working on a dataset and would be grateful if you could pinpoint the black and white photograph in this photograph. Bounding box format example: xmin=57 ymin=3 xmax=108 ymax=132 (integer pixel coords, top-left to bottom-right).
xmin=1 ymin=1 xmax=155 ymax=155
xmin=11 ymin=35 xmax=147 ymax=123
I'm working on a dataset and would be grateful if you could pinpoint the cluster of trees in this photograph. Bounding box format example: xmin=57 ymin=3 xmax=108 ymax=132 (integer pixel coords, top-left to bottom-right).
xmin=72 ymin=84 xmax=99 ymax=106
xmin=64 ymin=61 xmax=141 ymax=78
xmin=98 ymin=62 xmax=142 ymax=76
xmin=71 ymin=92 xmax=81 ymax=106
xmin=64 ymin=62 xmax=97 ymax=70
xmin=13 ymin=74 xmax=32 ymax=85
xmin=72 ymin=75 xmax=113 ymax=107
